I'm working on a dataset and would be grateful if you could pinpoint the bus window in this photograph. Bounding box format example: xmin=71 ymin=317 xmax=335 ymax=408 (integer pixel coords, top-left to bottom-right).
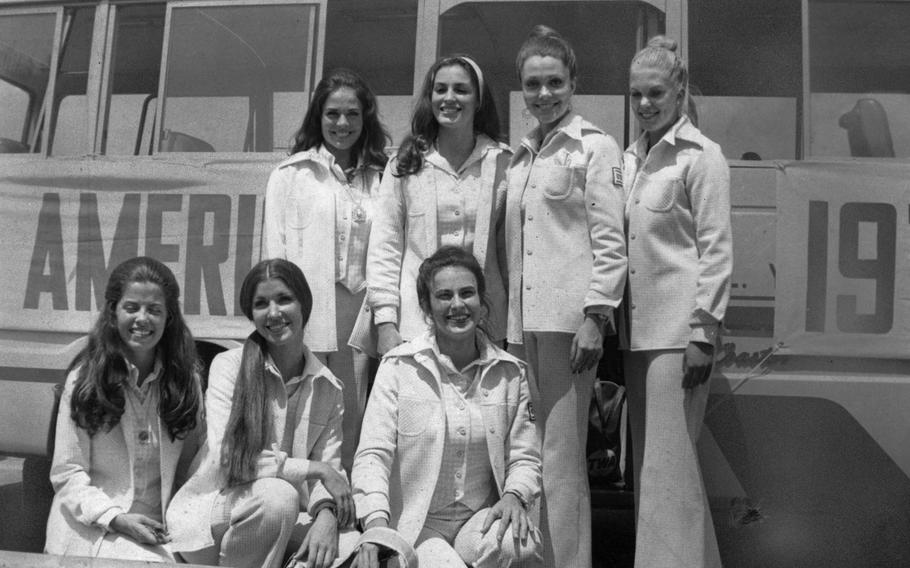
xmin=49 ymin=7 xmax=95 ymax=156
xmin=324 ymin=0 xmax=418 ymax=146
xmin=159 ymin=2 xmax=320 ymax=153
xmin=0 ymin=81 xmax=29 ymax=152
xmin=103 ymin=3 xmax=165 ymax=155
xmin=438 ymin=1 xmax=661 ymax=147
xmin=689 ymin=0 xmax=801 ymax=161
xmin=808 ymin=1 xmax=910 ymax=158
xmin=0 ymin=10 xmax=56 ymax=154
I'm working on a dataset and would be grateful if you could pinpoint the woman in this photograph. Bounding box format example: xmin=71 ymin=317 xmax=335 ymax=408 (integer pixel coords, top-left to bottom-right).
xmin=622 ymin=36 xmax=731 ymax=568
xmin=504 ymin=25 xmax=627 ymax=568
xmin=167 ymin=259 xmax=358 ymax=568
xmin=362 ymin=55 xmax=510 ymax=356
xmin=46 ymin=256 xmax=203 ymax=561
xmin=351 ymin=246 xmax=541 ymax=568
xmin=264 ymin=68 xmax=390 ymax=472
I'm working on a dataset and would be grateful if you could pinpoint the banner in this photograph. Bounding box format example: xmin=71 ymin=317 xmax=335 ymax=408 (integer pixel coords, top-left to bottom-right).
xmin=774 ymin=161 xmax=910 ymax=358
xmin=0 ymin=155 xmax=274 ymax=340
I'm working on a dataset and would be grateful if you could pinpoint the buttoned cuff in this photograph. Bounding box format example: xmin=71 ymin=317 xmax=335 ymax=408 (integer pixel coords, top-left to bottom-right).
xmin=373 ymin=306 xmax=398 ymax=326
xmin=95 ymin=507 xmax=124 ymax=531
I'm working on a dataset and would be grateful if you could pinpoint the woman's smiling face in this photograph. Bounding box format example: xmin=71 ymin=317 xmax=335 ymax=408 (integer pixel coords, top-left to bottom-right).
xmin=251 ymin=278 xmax=305 ymax=349
xmin=429 ymin=265 xmax=483 ymax=346
xmin=431 ymin=64 xmax=478 ymax=132
xmin=629 ymin=63 xmax=682 ymax=140
xmin=520 ymin=55 xmax=575 ymax=133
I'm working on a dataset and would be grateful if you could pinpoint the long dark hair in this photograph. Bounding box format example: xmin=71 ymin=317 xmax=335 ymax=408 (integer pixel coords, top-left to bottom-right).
xmin=395 ymin=55 xmax=501 ymax=177
xmin=290 ymin=68 xmax=390 ymax=170
xmin=221 ymin=258 xmax=313 ymax=486
xmin=67 ymin=256 xmax=201 ymax=441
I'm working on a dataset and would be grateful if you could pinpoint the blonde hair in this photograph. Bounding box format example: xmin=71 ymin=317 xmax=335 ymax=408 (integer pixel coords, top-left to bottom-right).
xmin=631 ymin=36 xmax=695 ymax=124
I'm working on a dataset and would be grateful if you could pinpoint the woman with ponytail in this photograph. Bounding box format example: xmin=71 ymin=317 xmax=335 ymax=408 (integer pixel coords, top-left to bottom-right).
xmin=622 ymin=36 xmax=731 ymax=567
xmin=360 ymin=54 xmax=510 ymax=356
xmin=168 ymin=259 xmax=357 ymax=568
xmin=46 ymin=256 xmax=203 ymax=561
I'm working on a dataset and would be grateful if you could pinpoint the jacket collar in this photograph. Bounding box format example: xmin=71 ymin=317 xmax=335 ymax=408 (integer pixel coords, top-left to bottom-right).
xmin=388 ymin=331 xmax=524 ymax=375
xmin=264 ymin=341 xmax=342 ymax=391
xmin=424 ymin=133 xmax=508 ymax=175
xmin=517 ymin=112 xmax=602 ymax=158
xmin=627 ymin=115 xmax=702 ymax=160
xmin=277 ymin=145 xmax=382 ymax=181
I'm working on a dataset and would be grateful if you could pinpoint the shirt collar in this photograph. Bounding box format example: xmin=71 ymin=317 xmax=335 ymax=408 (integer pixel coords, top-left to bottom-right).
xmin=263 ymin=342 xmax=342 ymax=391
xmin=628 ymin=115 xmax=700 ymax=160
xmin=123 ymin=356 xmax=163 ymax=391
xmin=424 ymin=133 xmax=500 ymax=175
xmin=278 ymin=145 xmax=382 ymax=180
xmin=519 ymin=112 xmax=593 ymax=156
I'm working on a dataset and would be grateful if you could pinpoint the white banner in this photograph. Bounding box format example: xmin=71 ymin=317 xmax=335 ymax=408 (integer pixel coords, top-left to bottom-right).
xmin=774 ymin=161 xmax=910 ymax=358
xmin=0 ymin=155 xmax=273 ymax=340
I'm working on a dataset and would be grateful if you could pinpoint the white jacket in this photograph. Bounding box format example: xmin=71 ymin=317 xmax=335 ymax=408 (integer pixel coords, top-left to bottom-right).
xmin=351 ymin=332 xmax=540 ymax=545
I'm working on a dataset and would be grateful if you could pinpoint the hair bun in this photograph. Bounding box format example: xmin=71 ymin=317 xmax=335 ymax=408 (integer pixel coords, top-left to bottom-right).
xmin=646 ymin=35 xmax=677 ymax=52
xmin=530 ymin=24 xmax=561 ymax=40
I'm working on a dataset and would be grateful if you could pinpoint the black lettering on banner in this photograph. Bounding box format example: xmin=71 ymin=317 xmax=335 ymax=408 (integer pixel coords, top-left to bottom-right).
xmin=184 ymin=195 xmax=231 ymax=316
xmin=805 ymin=201 xmax=828 ymax=332
xmin=24 ymin=193 xmax=67 ymax=310
xmin=836 ymin=202 xmax=895 ymax=333
xmin=805 ymin=200 xmax=896 ymax=334
xmin=233 ymin=194 xmax=257 ymax=317
xmin=75 ymin=193 xmax=141 ymax=311
xmin=146 ymin=194 xmax=183 ymax=264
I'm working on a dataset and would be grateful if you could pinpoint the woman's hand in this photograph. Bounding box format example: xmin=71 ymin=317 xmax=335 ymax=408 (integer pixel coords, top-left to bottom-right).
xmin=482 ymin=492 xmax=529 ymax=543
xmin=570 ymin=317 xmax=604 ymax=374
xmin=376 ymin=323 xmax=403 ymax=355
xmin=350 ymin=518 xmax=388 ymax=568
xmin=110 ymin=513 xmax=170 ymax=545
xmin=682 ymin=341 xmax=714 ymax=389
xmin=312 ymin=462 xmax=354 ymax=527
xmin=289 ymin=508 xmax=338 ymax=568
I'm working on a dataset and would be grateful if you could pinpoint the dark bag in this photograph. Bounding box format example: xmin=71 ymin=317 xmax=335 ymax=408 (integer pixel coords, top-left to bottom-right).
xmin=587 ymin=379 xmax=626 ymax=486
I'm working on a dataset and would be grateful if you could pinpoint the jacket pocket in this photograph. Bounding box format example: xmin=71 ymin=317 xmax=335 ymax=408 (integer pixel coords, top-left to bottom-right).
xmin=640 ymin=177 xmax=683 ymax=212
xmin=536 ymin=165 xmax=583 ymax=201
xmin=398 ymin=396 xmax=436 ymax=436
xmin=405 ymin=211 xmax=427 ymax=257
xmin=287 ymin=195 xmax=315 ymax=229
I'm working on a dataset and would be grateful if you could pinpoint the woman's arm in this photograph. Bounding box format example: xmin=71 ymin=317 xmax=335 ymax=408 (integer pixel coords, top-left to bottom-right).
xmin=351 ymin=359 xmax=400 ymax=525
xmin=571 ymin=133 xmax=628 ymax=371
xmin=366 ymin=161 xmax=407 ymax=352
xmin=685 ymin=143 xmax=733 ymax=344
xmin=49 ymin=370 xmax=122 ymax=528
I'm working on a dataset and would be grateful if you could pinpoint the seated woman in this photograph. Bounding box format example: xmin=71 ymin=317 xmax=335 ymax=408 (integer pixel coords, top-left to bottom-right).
xmin=46 ymin=256 xmax=203 ymax=561
xmin=351 ymin=246 xmax=542 ymax=568
xmin=167 ymin=258 xmax=357 ymax=568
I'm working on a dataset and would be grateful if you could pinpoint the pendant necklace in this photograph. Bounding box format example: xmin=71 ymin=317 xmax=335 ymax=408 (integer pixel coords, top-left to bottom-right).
xmin=342 ymin=165 xmax=367 ymax=224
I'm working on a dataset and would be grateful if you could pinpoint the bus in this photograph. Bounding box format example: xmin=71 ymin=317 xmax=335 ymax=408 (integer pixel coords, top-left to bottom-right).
xmin=1 ymin=0 xmax=908 ymax=565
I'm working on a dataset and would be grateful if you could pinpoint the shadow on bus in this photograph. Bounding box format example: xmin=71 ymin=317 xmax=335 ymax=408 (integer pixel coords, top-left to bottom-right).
xmin=704 ymin=387 xmax=910 ymax=567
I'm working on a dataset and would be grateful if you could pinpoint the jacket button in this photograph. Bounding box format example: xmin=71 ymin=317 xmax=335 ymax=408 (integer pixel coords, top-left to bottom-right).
xmin=630 ymin=234 xmax=637 ymax=240
xmin=525 ymin=285 xmax=531 ymax=290
xmin=489 ymin=426 xmax=496 ymax=433
xmin=527 ymin=215 xmax=534 ymax=221
xmin=630 ymin=268 xmax=636 ymax=275
xmin=526 ymin=250 xmax=532 ymax=256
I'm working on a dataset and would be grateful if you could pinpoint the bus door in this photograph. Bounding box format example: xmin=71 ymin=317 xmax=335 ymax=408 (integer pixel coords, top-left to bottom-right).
xmin=422 ymin=0 xmax=674 ymax=148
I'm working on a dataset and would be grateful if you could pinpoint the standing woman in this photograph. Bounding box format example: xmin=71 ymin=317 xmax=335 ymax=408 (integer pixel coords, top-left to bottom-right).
xmin=46 ymin=256 xmax=203 ymax=561
xmin=168 ymin=259 xmax=357 ymax=568
xmin=622 ymin=36 xmax=731 ymax=568
xmin=363 ymin=55 xmax=510 ymax=355
xmin=505 ymin=25 xmax=627 ymax=568
xmin=264 ymin=68 xmax=390 ymax=472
